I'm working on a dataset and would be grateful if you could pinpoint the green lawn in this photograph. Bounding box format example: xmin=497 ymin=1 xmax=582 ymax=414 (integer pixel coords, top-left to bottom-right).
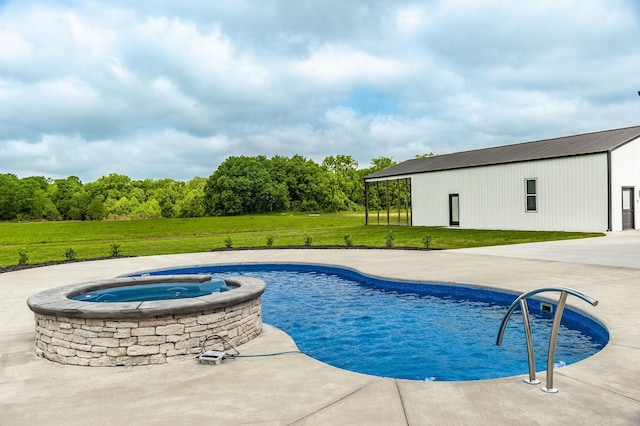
xmin=0 ymin=213 xmax=603 ymax=267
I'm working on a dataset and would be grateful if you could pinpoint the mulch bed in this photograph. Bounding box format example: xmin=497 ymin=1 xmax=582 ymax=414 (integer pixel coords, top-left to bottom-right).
xmin=0 ymin=257 xmax=124 ymax=274
xmin=1 ymin=246 xmax=435 ymax=274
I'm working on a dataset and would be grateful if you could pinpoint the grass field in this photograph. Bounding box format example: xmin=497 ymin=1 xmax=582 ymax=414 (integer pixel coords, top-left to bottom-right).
xmin=0 ymin=213 xmax=603 ymax=267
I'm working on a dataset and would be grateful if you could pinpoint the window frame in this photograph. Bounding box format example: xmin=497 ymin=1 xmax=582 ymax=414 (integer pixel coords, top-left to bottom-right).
xmin=525 ymin=178 xmax=537 ymax=213
xmin=449 ymin=193 xmax=459 ymax=226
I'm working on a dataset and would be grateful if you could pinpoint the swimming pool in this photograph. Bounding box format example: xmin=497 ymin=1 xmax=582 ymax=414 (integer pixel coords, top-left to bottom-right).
xmin=136 ymin=263 xmax=608 ymax=381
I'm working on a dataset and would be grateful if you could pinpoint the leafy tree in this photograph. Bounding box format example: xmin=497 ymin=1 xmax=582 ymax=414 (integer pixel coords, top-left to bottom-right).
xmin=204 ymin=156 xmax=288 ymax=215
xmin=0 ymin=174 xmax=20 ymax=220
xmin=51 ymin=176 xmax=83 ymax=219
xmin=85 ymin=173 xmax=132 ymax=217
xmin=132 ymin=198 xmax=162 ymax=218
xmin=15 ymin=176 xmax=60 ymax=220
xmin=87 ymin=173 xmax=132 ymax=201
xmin=42 ymin=199 xmax=62 ymax=221
xmin=111 ymin=196 xmax=141 ymax=217
xmin=148 ymin=179 xmax=184 ymax=218
xmin=368 ymin=156 xmax=397 ymax=172
xmin=177 ymin=177 xmax=206 ymax=217
xmin=322 ymin=155 xmax=360 ymax=211
xmin=86 ymin=197 xmax=106 ymax=220
xmin=67 ymin=190 xmax=90 ymax=220
xmin=129 ymin=185 xmax=148 ymax=204
xmin=80 ymin=174 xmax=188 ymax=219
xmin=274 ymin=155 xmax=329 ymax=212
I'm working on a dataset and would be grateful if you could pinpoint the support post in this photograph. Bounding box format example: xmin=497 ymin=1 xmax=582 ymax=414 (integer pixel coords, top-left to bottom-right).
xmin=397 ymin=179 xmax=401 ymax=224
xmin=376 ymin=182 xmax=380 ymax=225
xmin=386 ymin=180 xmax=390 ymax=225
xmin=364 ymin=181 xmax=369 ymax=225
xmin=405 ymin=178 xmax=410 ymax=225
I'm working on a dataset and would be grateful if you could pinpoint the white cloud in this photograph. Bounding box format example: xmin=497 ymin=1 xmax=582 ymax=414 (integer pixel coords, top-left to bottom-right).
xmin=295 ymin=46 xmax=402 ymax=89
xmin=0 ymin=30 xmax=32 ymax=61
xmin=395 ymin=4 xmax=429 ymax=36
xmin=0 ymin=0 xmax=639 ymax=181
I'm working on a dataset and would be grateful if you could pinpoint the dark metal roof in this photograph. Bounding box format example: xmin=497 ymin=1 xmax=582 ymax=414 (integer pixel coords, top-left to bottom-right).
xmin=365 ymin=125 xmax=640 ymax=180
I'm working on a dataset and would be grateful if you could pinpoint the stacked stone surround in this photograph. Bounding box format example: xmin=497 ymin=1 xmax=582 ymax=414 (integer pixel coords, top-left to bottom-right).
xmin=27 ymin=275 xmax=265 ymax=367
xmin=33 ymin=298 xmax=261 ymax=366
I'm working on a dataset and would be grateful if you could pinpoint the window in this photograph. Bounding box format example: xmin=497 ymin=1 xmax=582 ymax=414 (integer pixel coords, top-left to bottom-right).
xmin=525 ymin=179 xmax=537 ymax=212
xmin=449 ymin=194 xmax=459 ymax=226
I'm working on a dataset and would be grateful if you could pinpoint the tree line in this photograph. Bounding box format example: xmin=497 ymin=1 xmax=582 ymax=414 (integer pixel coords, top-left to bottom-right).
xmin=0 ymin=154 xmax=399 ymax=221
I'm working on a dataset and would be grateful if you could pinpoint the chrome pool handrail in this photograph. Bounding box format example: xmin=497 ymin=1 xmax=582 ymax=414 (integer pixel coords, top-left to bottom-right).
xmin=496 ymin=287 xmax=598 ymax=393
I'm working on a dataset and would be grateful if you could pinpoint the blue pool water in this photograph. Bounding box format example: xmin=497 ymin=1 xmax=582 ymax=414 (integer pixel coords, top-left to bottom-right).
xmin=72 ymin=280 xmax=231 ymax=302
xmin=135 ymin=263 xmax=608 ymax=381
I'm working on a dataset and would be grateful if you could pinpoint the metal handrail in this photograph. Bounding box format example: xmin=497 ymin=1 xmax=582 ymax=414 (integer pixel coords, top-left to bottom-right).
xmin=496 ymin=287 xmax=598 ymax=393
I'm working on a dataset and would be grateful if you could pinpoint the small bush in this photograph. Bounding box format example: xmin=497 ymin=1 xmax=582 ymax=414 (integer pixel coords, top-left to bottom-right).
xmin=18 ymin=250 xmax=29 ymax=265
xmin=344 ymin=234 xmax=353 ymax=247
xmin=385 ymin=231 xmax=395 ymax=248
xmin=64 ymin=248 xmax=77 ymax=261
xmin=266 ymin=235 xmax=275 ymax=247
xmin=224 ymin=236 xmax=233 ymax=248
xmin=422 ymin=234 xmax=432 ymax=249
xmin=304 ymin=235 xmax=313 ymax=246
xmin=110 ymin=243 xmax=121 ymax=257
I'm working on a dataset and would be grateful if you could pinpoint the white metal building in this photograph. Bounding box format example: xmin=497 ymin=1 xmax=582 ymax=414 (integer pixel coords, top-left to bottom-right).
xmin=364 ymin=125 xmax=640 ymax=232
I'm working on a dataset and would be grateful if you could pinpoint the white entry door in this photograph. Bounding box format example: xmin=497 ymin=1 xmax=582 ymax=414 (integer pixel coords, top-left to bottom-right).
xmin=622 ymin=187 xmax=635 ymax=230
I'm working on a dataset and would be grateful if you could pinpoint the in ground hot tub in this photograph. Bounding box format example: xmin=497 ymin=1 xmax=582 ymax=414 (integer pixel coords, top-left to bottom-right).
xmin=72 ymin=278 xmax=233 ymax=302
xmin=26 ymin=274 xmax=265 ymax=366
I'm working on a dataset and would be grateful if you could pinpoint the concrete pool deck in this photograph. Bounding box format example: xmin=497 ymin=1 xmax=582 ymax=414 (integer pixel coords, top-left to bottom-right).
xmin=1 ymin=232 xmax=639 ymax=425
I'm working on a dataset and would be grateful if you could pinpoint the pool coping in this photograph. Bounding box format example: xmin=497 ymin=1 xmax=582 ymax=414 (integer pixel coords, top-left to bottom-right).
xmin=26 ymin=274 xmax=265 ymax=318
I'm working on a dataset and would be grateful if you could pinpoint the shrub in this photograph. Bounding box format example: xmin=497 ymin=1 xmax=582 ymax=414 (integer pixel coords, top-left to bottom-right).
xmin=266 ymin=235 xmax=275 ymax=247
xmin=224 ymin=236 xmax=233 ymax=248
xmin=64 ymin=248 xmax=77 ymax=261
xmin=304 ymin=235 xmax=313 ymax=246
xmin=18 ymin=249 xmax=29 ymax=265
xmin=110 ymin=243 xmax=121 ymax=257
xmin=344 ymin=234 xmax=353 ymax=247
xmin=422 ymin=234 xmax=432 ymax=249
xmin=385 ymin=231 xmax=395 ymax=248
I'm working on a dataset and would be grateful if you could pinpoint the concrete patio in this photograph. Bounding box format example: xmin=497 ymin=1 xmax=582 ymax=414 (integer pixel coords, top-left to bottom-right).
xmin=1 ymin=232 xmax=639 ymax=425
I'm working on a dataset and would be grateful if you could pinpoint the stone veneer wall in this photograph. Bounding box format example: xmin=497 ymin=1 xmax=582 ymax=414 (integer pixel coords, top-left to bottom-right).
xmin=33 ymin=298 xmax=261 ymax=367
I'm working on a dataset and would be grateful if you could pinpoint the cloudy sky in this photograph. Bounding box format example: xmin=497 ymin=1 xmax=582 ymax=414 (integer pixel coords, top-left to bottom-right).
xmin=1 ymin=0 xmax=639 ymax=182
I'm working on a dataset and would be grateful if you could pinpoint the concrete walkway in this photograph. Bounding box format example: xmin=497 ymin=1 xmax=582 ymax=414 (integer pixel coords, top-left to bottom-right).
xmin=456 ymin=230 xmax=640 ymax=269
xmin=1 ymin=233 xmax=639 ymax=425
